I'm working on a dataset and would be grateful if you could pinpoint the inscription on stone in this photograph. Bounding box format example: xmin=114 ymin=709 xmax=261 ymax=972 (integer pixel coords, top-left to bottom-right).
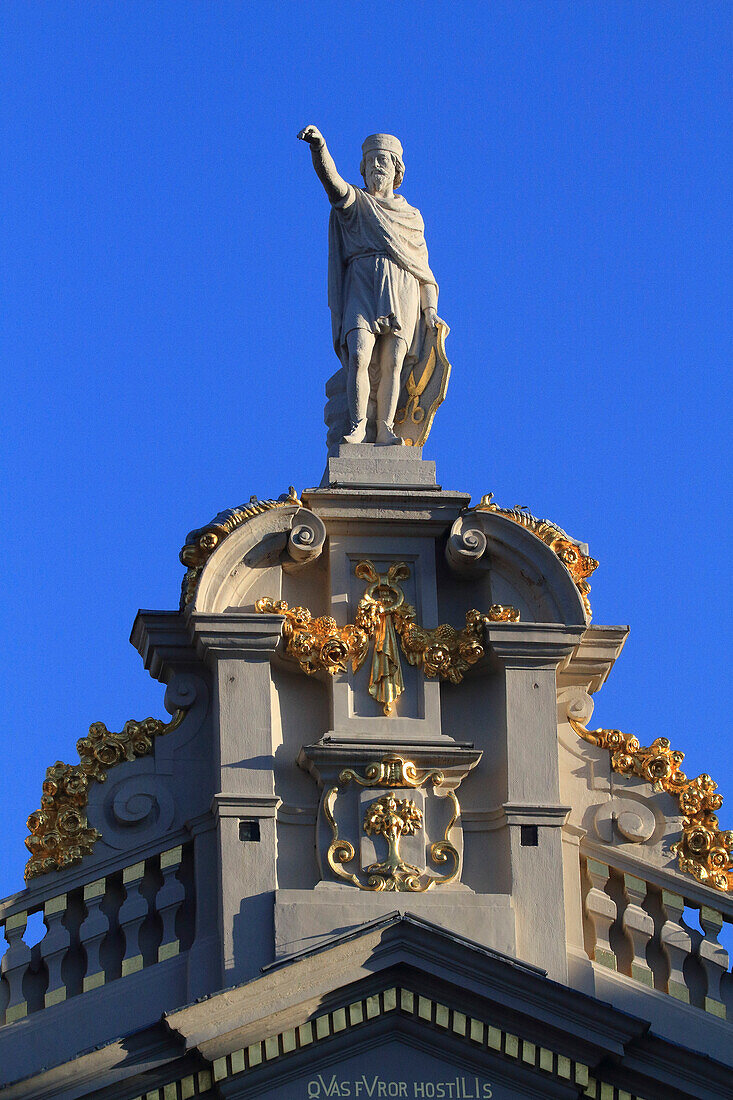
xmin=305 ymin=1075 xmax=493 ymax=1098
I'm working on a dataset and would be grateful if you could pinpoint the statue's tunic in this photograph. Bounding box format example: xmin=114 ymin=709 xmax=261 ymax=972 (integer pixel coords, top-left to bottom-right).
xmin=328 ymin=185 xmax=438 ymax=366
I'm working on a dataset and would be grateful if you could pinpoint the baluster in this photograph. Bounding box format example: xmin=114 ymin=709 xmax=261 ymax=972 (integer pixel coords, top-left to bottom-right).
xmin=621 ymin=874 xmax=654 ymax=988
xmin=1 ymin=912 xmax=31 ymax=1022
xmin=699 ymin=906 xmax=728 ymax=1019
xmin=80 ymin=879 xmax=108 ymax=992
xmin=42 ymin=894 xmax=69 ymax=1007
xmin=660 ymin=890 xmax=691 ymax=1004
xmin=119 ymin=862 xmax=147 ymax=977
xmin=584 ymin=859 xmax=617 ymax=971
xmin=157 ymin=847 xmax=185 ymax=963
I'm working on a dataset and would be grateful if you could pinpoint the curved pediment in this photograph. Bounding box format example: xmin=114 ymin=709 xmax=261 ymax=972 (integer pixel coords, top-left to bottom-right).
xmin=180 ymin=491 xmax=326 ymax=614
xmin=447 ymin=502 xmax=592 ymax=627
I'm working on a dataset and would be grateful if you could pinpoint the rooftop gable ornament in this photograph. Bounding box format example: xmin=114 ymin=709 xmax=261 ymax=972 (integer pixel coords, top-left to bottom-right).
xmin=298 ymin=126 xmax=451 ymax=449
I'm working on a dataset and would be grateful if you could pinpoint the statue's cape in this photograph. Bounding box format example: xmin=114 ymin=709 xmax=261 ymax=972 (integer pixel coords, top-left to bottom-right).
xmin=327 ymin=186 xmax=437 ymax=357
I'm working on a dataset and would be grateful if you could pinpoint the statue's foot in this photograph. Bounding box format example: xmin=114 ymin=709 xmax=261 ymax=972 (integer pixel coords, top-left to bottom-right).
xmin=342 ymin=419 xmax=368 ymax=444
xmin=375 ymin=422 xmax=403 ymax=446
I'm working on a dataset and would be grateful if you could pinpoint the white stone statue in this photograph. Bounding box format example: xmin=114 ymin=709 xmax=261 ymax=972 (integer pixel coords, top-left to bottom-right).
xmin=298 ymin=126 xmax=444 ymax=446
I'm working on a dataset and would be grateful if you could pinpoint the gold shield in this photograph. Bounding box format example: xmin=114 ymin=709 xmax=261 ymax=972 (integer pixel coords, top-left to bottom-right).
xmin=393 ymin=321 xmax=452 ymax=447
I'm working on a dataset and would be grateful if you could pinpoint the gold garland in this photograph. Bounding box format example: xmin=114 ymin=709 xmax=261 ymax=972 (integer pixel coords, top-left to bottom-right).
xmin=254 ymin=598 xmax=369 ymax=676
xmin=401 ymin=606 xmax=518 ymax=684
xmin=24 ymin=710 xmax=185 ymax=881
xmin=257 ymin=560 xmax=519 ymax=715
xmin=476 ymin=493 xmax=597 ymax=620
xmin=569 ymin=718 xmax=733 ymax=892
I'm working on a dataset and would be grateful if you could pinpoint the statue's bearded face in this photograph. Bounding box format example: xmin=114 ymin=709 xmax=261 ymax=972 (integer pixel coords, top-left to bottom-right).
xmin=365 ymin=151 xmax=395 ymax=195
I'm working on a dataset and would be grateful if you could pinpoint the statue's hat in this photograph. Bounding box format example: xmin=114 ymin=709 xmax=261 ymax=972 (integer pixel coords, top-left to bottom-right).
xmin=362 ymin=133 xmax=403 ymax=159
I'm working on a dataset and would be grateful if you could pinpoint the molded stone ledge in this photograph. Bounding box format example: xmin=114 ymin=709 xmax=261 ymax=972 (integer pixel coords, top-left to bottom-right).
xmin=211 ymin=794 xmax=281 ymax=821
xmin=302 ymin=486 xmax=470 ymax=535
xmin=462 ymin=805 xmax=570 ymax=832
xmin=187 ymin=612 xmax=283 ymax=663
xmin=298 ymin=739 xmax=482 ymax=791
xmin=487 ymin=623 xmax=586 ymax=667
xmin=502 ymin=804 xmax=571 ymax=828
xmin=557 ymin=624 xmax=630 ymax=693
xmin=131 ymin=610 xmax=201 ymax=683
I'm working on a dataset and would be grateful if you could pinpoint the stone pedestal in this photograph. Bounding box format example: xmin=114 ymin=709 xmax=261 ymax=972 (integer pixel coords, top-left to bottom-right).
xmin=321 ymin=444 xmax=438 ymax=489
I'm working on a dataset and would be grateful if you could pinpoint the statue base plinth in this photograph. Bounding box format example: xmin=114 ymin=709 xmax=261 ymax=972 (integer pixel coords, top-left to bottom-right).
xmin=321 ymin=444 xmax=438 ymax=489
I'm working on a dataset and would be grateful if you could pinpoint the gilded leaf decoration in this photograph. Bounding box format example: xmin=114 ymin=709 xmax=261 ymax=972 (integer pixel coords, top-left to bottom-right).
xmin=569 ymin=718 xmax=733 ymax=892
xmin=24 ymin=710 xmax=185 ymax=880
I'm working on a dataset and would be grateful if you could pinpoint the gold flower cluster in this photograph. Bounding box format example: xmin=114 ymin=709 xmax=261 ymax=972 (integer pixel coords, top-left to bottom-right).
xmin=25 ymin=711 xmax=184 ymax=880
xmin=402 ymin=606 xmax=518 ymax=684
xmin=254 ymin=598 xmax=369 ymax=675
xmin=570 ymin=719 xmax=733 ymax=892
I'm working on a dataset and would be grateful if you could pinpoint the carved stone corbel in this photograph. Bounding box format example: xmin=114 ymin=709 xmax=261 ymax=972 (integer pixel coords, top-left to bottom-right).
xmin=445 ymin=514 xmax=488 ymax=575
xmin=284 ymin=510 xmax=327 ymax=571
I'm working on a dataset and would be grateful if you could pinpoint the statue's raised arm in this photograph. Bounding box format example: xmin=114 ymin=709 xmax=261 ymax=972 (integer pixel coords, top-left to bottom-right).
xmin=297 ymin=126 xmax=349 ymax=205
xmin=298 ymin=128 xmax=449 ymax=449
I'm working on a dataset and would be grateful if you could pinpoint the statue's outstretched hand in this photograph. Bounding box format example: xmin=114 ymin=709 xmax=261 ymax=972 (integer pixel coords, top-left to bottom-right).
xmin=422 ymin=308 xmax=445 ymax=330
xmin=297 ymin=125 xmax=325 ymax=148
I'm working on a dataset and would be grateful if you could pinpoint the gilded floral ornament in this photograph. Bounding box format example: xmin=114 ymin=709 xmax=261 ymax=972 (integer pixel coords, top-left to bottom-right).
xmin=569 ymin=717 xmax=733 ymax=892
xmin=179 ymin=487 xmax=302 ymax=608
xmin=256 ymin=560 xmax=519 ymax=716
xmin=476 ymin=493 xmax=598 ymax=620
xmin=324 ymin=754 xmax=460 ymax=892
xmin=254 ymin=599 xmax=369 ymax=676
xmin=402 ymin=606 xmax=518 ymax=684
xmin=24 ymin=710 xmax=185 ymax=881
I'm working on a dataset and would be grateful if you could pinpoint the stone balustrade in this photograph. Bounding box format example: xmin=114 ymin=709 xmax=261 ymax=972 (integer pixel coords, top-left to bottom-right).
xmin=0 ymin=844 xmax=193 ymax=1027
xmin=582 ymin=856 xmax=732 ymax=1019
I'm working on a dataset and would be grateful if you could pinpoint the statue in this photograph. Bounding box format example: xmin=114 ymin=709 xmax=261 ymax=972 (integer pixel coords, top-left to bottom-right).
xmin=298 ymin=126 xmax=449 ymax=448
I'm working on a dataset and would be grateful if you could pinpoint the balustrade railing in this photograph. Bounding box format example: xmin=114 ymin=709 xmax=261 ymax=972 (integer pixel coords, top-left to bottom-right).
xmin=0 ymin=844 xmax=194 ymax=1027
xmin=581 ymin=856 xmax=732 ymax=1019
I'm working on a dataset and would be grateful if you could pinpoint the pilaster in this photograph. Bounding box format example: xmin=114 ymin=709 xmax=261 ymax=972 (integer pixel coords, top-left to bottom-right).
xmin=487 ymin=623 xmax=583 ymax=982
xmin=188 ymin=612 xmax=283 ymax=983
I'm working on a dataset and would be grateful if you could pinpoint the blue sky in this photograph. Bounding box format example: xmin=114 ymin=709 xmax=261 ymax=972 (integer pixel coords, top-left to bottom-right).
xmin=1 ymin=1 xmax=731 ymax=901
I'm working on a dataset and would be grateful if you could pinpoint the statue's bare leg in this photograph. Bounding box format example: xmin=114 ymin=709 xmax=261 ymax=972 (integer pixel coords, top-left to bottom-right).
xmin=375 ymin=334 xmax=407 ymax=445
xmin=343 ymin=328 xmax=376 ymax=443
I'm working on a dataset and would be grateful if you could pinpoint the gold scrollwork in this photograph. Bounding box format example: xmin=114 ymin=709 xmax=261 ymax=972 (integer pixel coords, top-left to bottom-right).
xmin=179 ymin=487 xmax=302 ymax=608
xmin=256 ymin=560 xmax=519 ymax=716
xmin=569 ymin=717 xmax=733 ymax=892
xmin=476 ymin=493 xmax=598 ymax=620
xmin=324 ymin=755 xmax=460 ymax=892
xmin=339 ymin=754 xmax=425 ymax=789
xmin=24 ymin=710 xmax=185 ymax=881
